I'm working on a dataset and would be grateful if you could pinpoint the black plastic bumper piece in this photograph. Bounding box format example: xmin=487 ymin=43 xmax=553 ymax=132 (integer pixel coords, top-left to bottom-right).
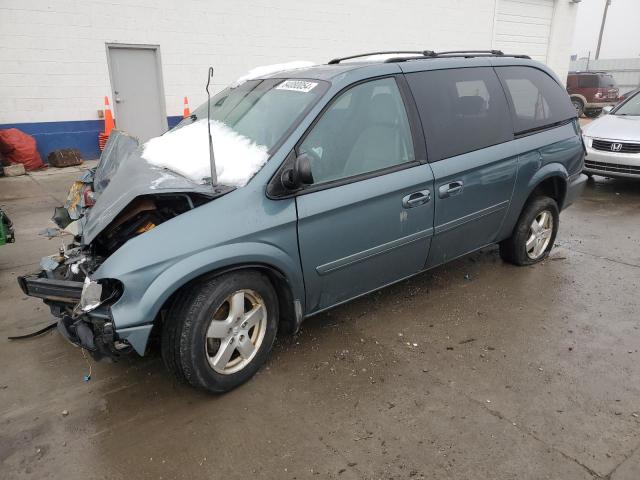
xmin=564 ymin=173 xmax=588 ymax=209
xmin=18 ymin=274 xmax=83 ymax=303
xmin=58 ymin=314 xmax=122 ymax=361
xmin=58 ymin=315 xmax=96 ymax=351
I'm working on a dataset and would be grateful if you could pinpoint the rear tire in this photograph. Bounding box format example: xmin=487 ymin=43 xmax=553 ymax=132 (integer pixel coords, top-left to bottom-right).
xmin=161 ymin=271 xmax=278 ymax=393
xmin=499 ymin=196 xmax=559 ymax=266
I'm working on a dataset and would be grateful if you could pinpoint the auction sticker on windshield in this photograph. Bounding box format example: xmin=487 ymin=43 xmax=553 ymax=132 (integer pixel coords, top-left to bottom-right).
xmin=276 ymin=80 xmax=318 ymax=93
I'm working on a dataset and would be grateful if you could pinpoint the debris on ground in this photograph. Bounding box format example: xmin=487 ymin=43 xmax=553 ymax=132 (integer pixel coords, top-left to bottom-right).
xmin=38 ymin=227 xmax=61 ymax=239
xmin=47 ymin=148 xmax=83 ymax=168
xmin=0 ymin=128 xmax=45 ymax=171
xmin=1 ymin=163 xmax=26 ymax=177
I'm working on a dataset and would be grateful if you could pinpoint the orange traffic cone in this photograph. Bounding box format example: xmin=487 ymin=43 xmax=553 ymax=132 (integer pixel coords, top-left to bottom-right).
xmin=104 ymin=96 xmax=115 ymax=135
xmin=99 ymin=96 xmax=115 ymax=151
xmin=183 ymin=96 xmax=190 ymax=118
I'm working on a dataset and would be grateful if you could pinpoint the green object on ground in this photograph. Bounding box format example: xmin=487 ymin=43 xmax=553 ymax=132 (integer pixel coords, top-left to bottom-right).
xmin=0 ymin=209 xmax=15 ymax=245
xmin=0 ymin=211 xmax=6 ymax=245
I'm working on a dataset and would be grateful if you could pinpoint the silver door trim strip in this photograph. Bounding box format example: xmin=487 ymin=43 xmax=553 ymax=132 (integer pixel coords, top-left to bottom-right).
xmin=316 ymin=228 xmax=433 ymax=276
xmin=434 ymin=200 xmax=509 ymax=235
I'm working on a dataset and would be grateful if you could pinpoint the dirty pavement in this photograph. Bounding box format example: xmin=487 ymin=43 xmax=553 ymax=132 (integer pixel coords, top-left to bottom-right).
xmin=0 ymin=169 xmax=639 ymax=479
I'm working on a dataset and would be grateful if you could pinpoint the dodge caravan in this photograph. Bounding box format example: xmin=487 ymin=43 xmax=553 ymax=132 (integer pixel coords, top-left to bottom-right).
xmin=19 ymin=50 xmax=586 ymax=392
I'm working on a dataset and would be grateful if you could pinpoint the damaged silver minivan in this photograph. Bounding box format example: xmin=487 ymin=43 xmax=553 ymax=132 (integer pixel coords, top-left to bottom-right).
xmin=19 ymin=51 xmax=586 ymax=392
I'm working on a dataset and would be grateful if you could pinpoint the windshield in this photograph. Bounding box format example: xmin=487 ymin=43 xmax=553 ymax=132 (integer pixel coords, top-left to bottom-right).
xmin=141 ymin=78 xmax=328 ymax=187
xmin=613 ymin=91 xmax=640 ymax=116
xmin=174 ymin=78 xmax=328 ymax=151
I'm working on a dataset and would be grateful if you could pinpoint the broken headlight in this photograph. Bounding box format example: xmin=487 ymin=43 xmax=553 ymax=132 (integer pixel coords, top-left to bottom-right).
xmin=78 ymin=278 xmax=123 ymax=313
xmin=79 ymin=277 xmax=102 ymax=312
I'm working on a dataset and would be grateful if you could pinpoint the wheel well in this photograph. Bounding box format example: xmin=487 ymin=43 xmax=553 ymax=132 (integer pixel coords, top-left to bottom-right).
xmin=152 ymin=264 xmax=299 ymax=345
xmin=530 ymin=176 xmax=567 ymax=210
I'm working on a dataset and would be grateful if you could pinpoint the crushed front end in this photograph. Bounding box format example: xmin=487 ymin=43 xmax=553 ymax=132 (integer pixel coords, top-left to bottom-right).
xmin=18 ymin=131 xmax=229 ymax=360
xmin=18 ymin=245 xmax=129 ymax=360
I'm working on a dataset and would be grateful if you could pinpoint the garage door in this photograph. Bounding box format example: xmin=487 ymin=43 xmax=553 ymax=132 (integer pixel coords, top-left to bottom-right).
xmin=494 ymin=0 xmax=554 ymax=62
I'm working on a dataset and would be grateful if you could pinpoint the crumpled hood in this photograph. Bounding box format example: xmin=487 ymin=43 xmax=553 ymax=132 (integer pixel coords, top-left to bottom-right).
xmin=583 ymin=114 xmax=640 ymax=142
xmin=80 ymin=131 xmax=228 ymax=245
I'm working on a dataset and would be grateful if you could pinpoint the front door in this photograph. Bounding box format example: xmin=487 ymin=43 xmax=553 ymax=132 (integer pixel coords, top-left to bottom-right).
xmin=107 ymin=44 xmax=168 ymax=142
xmin=295 ymin=77 xmax=434 ymax=313
xmin=404 ymin=66 xmax=518 ymax=266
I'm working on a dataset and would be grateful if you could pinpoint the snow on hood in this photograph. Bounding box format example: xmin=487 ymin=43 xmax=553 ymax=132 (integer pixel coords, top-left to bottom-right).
xmin=142 ymin=120 xmax=269 ymax=187
xmin=233 ymin=61 xmax=315 ymax=86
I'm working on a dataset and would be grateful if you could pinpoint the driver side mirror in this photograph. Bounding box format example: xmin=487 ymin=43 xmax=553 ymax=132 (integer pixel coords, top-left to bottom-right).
xmin=280 ymin=153 xmax=314 ymax=190
xmin=602 ymin=105 xmax=613 ymax=115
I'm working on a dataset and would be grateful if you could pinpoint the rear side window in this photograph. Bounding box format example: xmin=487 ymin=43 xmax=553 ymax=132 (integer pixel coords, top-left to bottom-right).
xmin=577 ymin=74 xmax=617 ymax=88
xmin=496 ymin=66 xmax=575 ymax=134
xmin=577 ymin=75 xmax=600 ymax=88
xmin=406 ymin=67 xmax=513 ymax=162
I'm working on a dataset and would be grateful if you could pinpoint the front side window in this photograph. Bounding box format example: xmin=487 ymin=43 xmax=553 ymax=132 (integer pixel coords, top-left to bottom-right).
xmin=406 ymin=67 xmax=513 ymax=161
xmin=496 ymin=66 xmax=576 ymax=134
xmin=298 ymin=77 xmax=415 ymax=184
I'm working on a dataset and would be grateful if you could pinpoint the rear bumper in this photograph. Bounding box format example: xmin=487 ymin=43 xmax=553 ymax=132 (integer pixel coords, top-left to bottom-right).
xmin=584 ymin=100 xmax=617 ymax=109
xmin=564 ymin=173 xmax=588 ymax=209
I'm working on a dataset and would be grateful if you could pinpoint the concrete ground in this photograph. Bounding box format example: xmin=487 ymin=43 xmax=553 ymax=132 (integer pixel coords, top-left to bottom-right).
xmin=0 ymin=167 xmax=638 ymax=480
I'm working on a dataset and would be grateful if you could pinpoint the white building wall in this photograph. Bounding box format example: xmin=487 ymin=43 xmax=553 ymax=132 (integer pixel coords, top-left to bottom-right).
xmin=0 ymin=0 xmax=578 ymax=125
xmin=545 ymin=0 xmax=579 ymax=86
xmin=493 ymin=0 xmax=555 ymax=62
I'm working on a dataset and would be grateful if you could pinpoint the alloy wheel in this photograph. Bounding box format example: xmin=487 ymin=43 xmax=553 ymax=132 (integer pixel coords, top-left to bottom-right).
xmin=205 ymin=289 xmax=268 ymax=374
xmin=526 ymin=210 xmax=553 ymax=260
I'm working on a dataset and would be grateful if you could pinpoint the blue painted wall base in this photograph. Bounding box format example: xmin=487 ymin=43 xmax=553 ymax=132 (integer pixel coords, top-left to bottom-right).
xmin=0 ymin=116 xmax=183 ymax=163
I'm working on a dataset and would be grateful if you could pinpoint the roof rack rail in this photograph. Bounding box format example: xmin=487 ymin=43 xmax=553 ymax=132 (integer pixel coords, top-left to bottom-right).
xmin=328 ymin=51 xmax=429 ymax=64
xmin=428 ymin=49 xmax=504 ymax=57
xmin=328 ymin=50 xmax=531 ymax=65
xmin=384 ymin=50 xmax=531 ymax=63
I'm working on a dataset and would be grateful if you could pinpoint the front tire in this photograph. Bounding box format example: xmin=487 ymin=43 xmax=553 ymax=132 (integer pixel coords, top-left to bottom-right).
xmin=499 ymin=196 xmax=559 ymax=266
xmin=572 ymin=98 xmax=584 ymax=118
xmin=161 ymin=271 xmax=278 ymax=393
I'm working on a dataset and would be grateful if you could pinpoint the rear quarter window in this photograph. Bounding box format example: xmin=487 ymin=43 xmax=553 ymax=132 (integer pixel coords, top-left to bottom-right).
xmin=496 ymin=66 xmax=575 ymax=134
xmin=406 ymin=67 xmax=513 ymax=162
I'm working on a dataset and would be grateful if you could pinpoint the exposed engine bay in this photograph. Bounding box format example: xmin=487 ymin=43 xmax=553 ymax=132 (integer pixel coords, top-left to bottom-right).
xmin=18 ymin=131 xmax=230 ymax=360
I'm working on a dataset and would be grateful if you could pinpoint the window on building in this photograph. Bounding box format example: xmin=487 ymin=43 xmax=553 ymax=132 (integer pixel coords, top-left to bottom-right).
xmin=298 ymin=77 xmax=415 ymax=184
xmin=496 ymin=66 xmax=576 ymax=134
xmin=406 ymin=67 xmax=513 ymax=162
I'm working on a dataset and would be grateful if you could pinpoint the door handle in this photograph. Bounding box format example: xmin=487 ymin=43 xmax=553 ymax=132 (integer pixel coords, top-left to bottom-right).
xmin=402 ymin=189 xmax=431 ymax=208
xmin=438 ymin=181 xmax=464 ymax=198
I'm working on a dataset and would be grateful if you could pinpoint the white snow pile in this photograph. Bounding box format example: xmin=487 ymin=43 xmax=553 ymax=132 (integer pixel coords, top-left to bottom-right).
xmin=233 ymin=60 xmax=315 ymax=86
xmin=142 ymin=120 xmax=269 ymax=187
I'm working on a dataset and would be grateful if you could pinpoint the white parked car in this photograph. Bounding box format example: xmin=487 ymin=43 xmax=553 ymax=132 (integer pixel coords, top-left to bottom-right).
xmin=582 ymin=90 xmax=640 ymax=179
